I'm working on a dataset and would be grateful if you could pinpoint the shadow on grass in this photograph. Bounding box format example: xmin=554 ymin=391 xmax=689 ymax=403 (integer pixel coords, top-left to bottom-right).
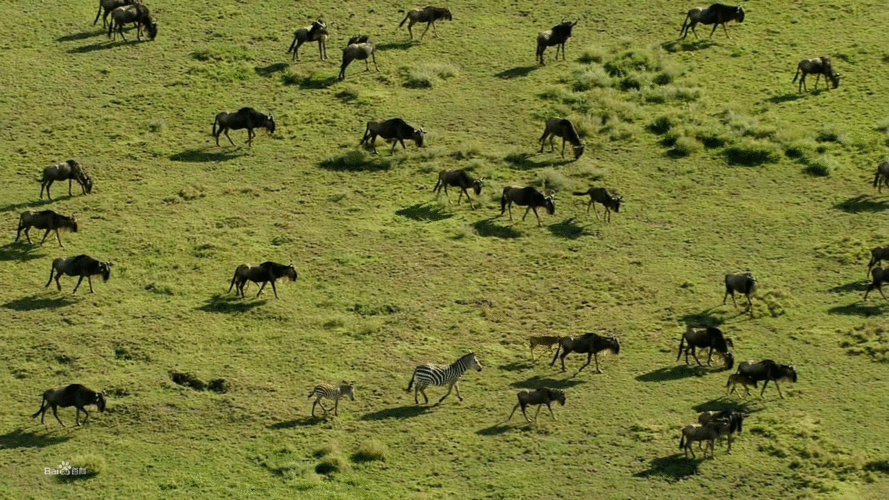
xmin=267 ymin=417 xmax=317 ymax=429
xmin=827 ymin=302 xmax=886 ymax=316
xmin=634 ymin=455 xmax=703 ymax=481
xmin=548 ymin=218 xmax=591 ymax=239
xmin=476 ymin=424 xmax=512 ymax=436
xmin=282 ymin=73 xmax=338 ymax=89
xmin=68 ymin=41 xmax=127 ymax=54
xmin=678 ymin=309 xmax=724 ymax=328
xmin=359 ymin=405 xmax=431 ymax=421
xmin=766 ymin=93 xmax=805 ymax=104
xmin=196 ymin=294 xmax=268 ymax=314
xmin=377 ymin=41 xmax=416 ymax=51
xmin=318 ymin=151 xmax=391 ymax=172
xmin=494 ymin=65 xmax=538 ymax=79
xmin=169 ymin=148 xmax=244 ymax=163
xmin=0 ymin=198 xmax=55 ymax=214
xmin=0 ymin=429 xmax=71 ymax=449
xmin=509 ymin=375 xmax=585 ymax=390
xmin=3 ymin=295 xmax=76 ymax=311
xmin=254 ymin=63 xmax=288 ymax=77
xmin=635 ymin=365 xmax=707 ymax=383
xmin=660 ymin=39 xmax=715 ymax=52
xmin=834 ymin=195 xmax=889 ymax=214
xmin=828 ymin=280 xmax=867 ymax=294
xmin=472 ymin=219 xmax=521 ymax=239
xmin=498 ymin=360 xmax=534 ymax=372
xmin=691 ymin=397 xmax=764 ymax=415
xmin=0 ymin=244 xmax=46 ymax=263
xmin=395 ymin=203 xmax=453 ymax=222
xmin=56 ymin=31 xmax=101 ymax=43
xmin=504 ymin=151 xmax=574 ymax=170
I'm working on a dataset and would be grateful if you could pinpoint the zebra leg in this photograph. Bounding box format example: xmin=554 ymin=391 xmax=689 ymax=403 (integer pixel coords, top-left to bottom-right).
xmin=418 ymin=385 xmax=428 ymax=405
xmin=435 ymin=382 xmax=456 ymax=406
xmin=333 ymin=399 xmax=339 ymax=416
xmin=311 ymin=399 xmax=319 ymax=417
xmin=453 ymin=381 xmax=463 ymax=401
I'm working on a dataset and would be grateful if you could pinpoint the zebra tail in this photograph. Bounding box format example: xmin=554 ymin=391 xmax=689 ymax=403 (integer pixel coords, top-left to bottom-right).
xmin=406 ymin=371 xmax=416 ymax=392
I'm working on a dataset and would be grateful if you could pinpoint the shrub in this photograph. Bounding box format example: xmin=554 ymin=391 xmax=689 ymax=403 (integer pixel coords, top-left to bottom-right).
xmin=815 ymin=124 xmax=848 ymax=144
xmin=59 ymin=454 xmax=106 ymax=481
xmin=648 ymin=115 xmax=674 ymax=135
xmin=724 ymin=139 xmax=781 ymax=166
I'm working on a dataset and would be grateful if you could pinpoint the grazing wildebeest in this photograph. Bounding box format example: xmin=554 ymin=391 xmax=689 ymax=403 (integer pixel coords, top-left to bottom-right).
xmin=725 ymin=373 xmax=757 ymax=398
xmin=228 ymin=261 xmax=298 ymax=299
xmin=679 ymin=4 xmax=745 ymax=39
xmin=872 ymin=160 xmax=889 ymax=193
xmin=538 ymin=118 xmax=585 ymax=159
xmin=679 ymin=421 xmax=728 ymax=459
xmin=507 ymin=388 xmax=566 ymax=423
xmin=792 ymin=57 xmax=840 ymax=93
xmin=529 ymin=335 xmax=562 ymax=361
xmin=551 ymin=333 xmax=621 ymax=373
xmin=867 ymin=245 xmax=889 ymax=279
xmin=433 ymin=169 xmax=484 ymax=209
xmin=94 ymin=0 xmax=138 ymax=27
xmin=39 ymin=160 xmax=92 ymax=200
xmin=676 ymin=326 xmax=734 ymax=370
xmin=406 ymin=352 xmax=482 ymax=406
xmin=398 ymin=6 xmax=453 ymax=39
xmin=108 ymin=3 xmax=157 ymax=42
xmin=212 ymin=107 xmax=276 ymax=147
xmin=308 ymin=382 xmax=355 ymax=417
xmin=500 ymin=186 xmax=555 ymax=227
xmin=536 ymin=21 xmax=577 ymax=65
xmin=724 ymin=272 xmax=757 ymax=315
xmin=32 ymin=384 xmax=106 ymax=427
xmin=46 ymin=255 xmax=112 ymax=294
xmin=697 ymin=410 xmax=744 ymax=453
xmin=863 ymin=266 xmax=889 ymax=301
xmin=339 ymin=39 xmax=378 ymax=80
xmin=15 ymin=210 xmax=78 ymax=248
xmin=736 ymin=360 xmax=798 ymax=399
xmin=287 ymin=19 xmax=328 ymax=61
xmin=359 ymin=118 xmax=425 ymax=154
xmin=573 ymin=187 xmax=622 ymax=222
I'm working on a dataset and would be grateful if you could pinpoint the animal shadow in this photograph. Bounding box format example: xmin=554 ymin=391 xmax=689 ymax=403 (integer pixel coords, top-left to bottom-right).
xmin=267 ymin=417 xmax=316 ymax=429
xmin=169 ymin=148 xmax=243 ymax=163
xmin=395 ymin=203 xmax=453 ymax=222
xmin=692 ymin=398 xmax=762 ymax=415
xmin=834 ymin=195 xmax=889 ymax=214
xmin=0 ymin=198 xmax=55 ymax=214
xmin=476 ymin=424 xmax=512 ymax=436
xmin=509 ymin=375 xmax=585 ymax=390
xmin=494 ymin=66 xmax=538 ymax=79
xmin=548 ymin=218 xmax=591 ymax=239
xmin=196 ymin=294 xmax=268 ymax=313
xmin=634 ymin=455 xmax=703 ymax=480
xmin=318 ymin=152 xmax=390 ymax=172
xmin=503 ymin=152 xmax=573 ymax=170
xmin=0 ymin=429 xmax=71 ymax=450
xmin=254 ymin=63 xmax=288 ymax=78
xmin=359 ymin=405 xmax=431 ymax=421
xmin=290 ymin=74 xmax=338 ymax=90
xmin=377 ymin=41 xmax=416 ymax=51
xmin=0 ymin=244 xmax=46 ymax=263
xmin=635 ymin=365 xmax=707 ymax=383
xmin=56 ymin=31 xmax=99 ymax=43
xmin=472 ymin=219 xmax=521 ymax=239
xmin=765 ymin=93 xmax=805 ymax=104
xmin=678 ymin=309 xmax=724 ymax=328
xmin=3 ymin=295 xmax=76 ymax=311
xmin=498 ymin=361 xmax=533 ymax=372
xmin=68 ymin=41 xmax=126 ymax=54
xmin=827 ymin=302 xmax=887 ymax=316
xmin=828 ymin=280 xmax=867 ymax=294
xmin=660 ymin=39 xmax=715 ymax=53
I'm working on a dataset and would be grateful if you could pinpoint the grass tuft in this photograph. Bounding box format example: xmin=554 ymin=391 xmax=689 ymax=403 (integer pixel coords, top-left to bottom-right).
xmin=352 ymin=440 xmax=388 ymax=462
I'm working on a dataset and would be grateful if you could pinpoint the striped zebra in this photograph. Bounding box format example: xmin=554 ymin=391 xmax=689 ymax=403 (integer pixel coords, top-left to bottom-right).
xmin=405 ymin=352 xmax=482 ymax=406
xmin=308 ymin=382 xmax=355 ymax=417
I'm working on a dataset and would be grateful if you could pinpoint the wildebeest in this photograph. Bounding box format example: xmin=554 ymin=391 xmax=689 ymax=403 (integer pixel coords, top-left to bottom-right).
xmin=228 ymin=261 xmax=299 ymax=299
xmin=212 ymin=107 xmax=276 ymax=147
xmin=792 ymin=57 xmax=840 ymax=93
xmin=15 ymin=210 xmax=78 ymax=248
xmin=538 ymin=118 xmax=585 ymax=160
xmin=500 ymin=186 xmax=555 ymax=227
xmin=551 ymin=332 xmax=620 ymax=373
xmin=676 ymin=326 xmax=734 ymax=370
xmin=32 ymin=384 xmax=106 ymax=427
xmin=288 ymin=19 xmax=328 ymax=61
xmin=529 ymin=335 xmax=562 ymax=361
xmin=679 ymin=421 xmax=728 ymax=459
xmin=873 ymin=160 xmax=889 ymax=193
xmin=867 ymin=246 xmax=889 ymax=279
xmin=47 ymin=255 xmax=112 ymax=294
xmin=108 ymin=3 xmax=157 ymax=42
xmin=433 ymin=169 xmax=483 ymax=209
xmin=863 ymin=266 xmax=889 ymax=301
xmin=736 ymin=360 xmax=798 ymax=399
xmin=398 ymin=6 xmax=453 ymax=39
xmin=39 ymin=160 xmax=92 ymax=200
xmin=536 ymin=21 xmax=577 ymax=65
xmin=359 ymin=118 xmax=425 ymax=154
xmin=94 ymin=0 xmax=138 ymax=27
xmin=679 ymin=4 xmax=745 ymax=39
xmin=308 ymin=382 xmax=355 ymax=418
xmin=339 ymin=39 xmax=378 ymax=80
xmin=724 ymin=272 xmax=757 ymax=315
xmin=507 ymin=388 xmax=566 ymax=423
xmin=573 ymin=187 xmax=622 ymax=222
xmin=697 ymin=410 xmax=744 ymax=453
xmin=726 ymin=372 xmax=758 ymax=398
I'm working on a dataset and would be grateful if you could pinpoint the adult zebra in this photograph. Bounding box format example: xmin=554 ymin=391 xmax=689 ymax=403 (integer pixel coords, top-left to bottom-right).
xmin=406 ymin=352 xmax=482 ymax=406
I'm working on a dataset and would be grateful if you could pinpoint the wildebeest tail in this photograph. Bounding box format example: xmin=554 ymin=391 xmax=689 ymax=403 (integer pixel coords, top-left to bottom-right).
xmin=212 ymin=118 xmax=219 ymax=137
xmin=874 ymin=171 xmax=882 ymax=188
xmin=31 ymin=395 xmax=47 ymax=418
xmin=405 ymin=371 xmax=416 ymax=392
xmin=676 ymin=336 xmax=686 ymax=362
xmin=792 ymin=68 xmax=801 ymax=83
xmin=399 ymin=13 xmax=410 ymax=28
xmin=679 ymin=15 xmax=690 ymax=35
xmin=227 ymin=269 xmax=239 ymax=293
xmin=359 ymin=125 xmax=372 ymax=145
xmin=679 ymin=434 xmax=686 ymax=450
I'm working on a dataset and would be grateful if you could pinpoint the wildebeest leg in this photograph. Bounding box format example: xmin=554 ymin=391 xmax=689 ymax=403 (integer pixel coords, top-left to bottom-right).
xmin=577 ymin=352 xmax=593 ymax=372
xmin=594 ymin=352 xmax=603 ymax=373
xmin=539 ymin=131 xmax=550 ymax=153
xmin=77 ymin=407 xmax=89 ymax=426
xmin=223 ymin=129 xmax=235 ymax=146
xmin=72 ymin=275 xmax=87 ymax=294
xmin=38 ymin=229 xmax=51 ymax=246
xmin=246 ymin=128 xmax=255 ymax=147
xmin=774 ymin=381 xmax=785 ymax=399
xmin=759 ymin=380 xmax=769 ymax=398
xmin=420 ymin=22 xmax=432 ymax=39
xmin=20 ymin=227 xmax=32 ymax=244
xmin=813 ymin=74 xmax=821 ymax=90
xmin=709 ymin=23 xmax=719 ymax=38
xmin=256 ymin=281 xmax=267 ymax=298
xmin=721 ymin=23 xmax=732 ymax=39
xmin=561 ymin=137 xmax=567 ymax=158
xmin=723 ymin=288 xmax=737 ymax=307
xmin=706 ymin=347 xmax=714 ymax=366
xmin=407 ymin=21 xmax=414 ymax=39
xmin=69 ymin=178 xmax=74 ymax=196
xmin=371 ymin=52 xmax=379 ymax=72
xmin=549 ymin=135 xmax=556 ymax=152
xmin=51 ymin=405 xmax=66 ymax=427
xmin=462 ymin=188 xmax=475 ymax=209
xmin=507 ymin=402 xmax=521 ymax=421
xmin=269 ymin=279 xmax=280 ymax=299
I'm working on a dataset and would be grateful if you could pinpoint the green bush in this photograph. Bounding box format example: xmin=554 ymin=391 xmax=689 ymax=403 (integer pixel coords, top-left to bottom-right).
xmin=724 ymin=139 xmax=781 ymax=166
xmin=648 ymin=115 xmax=674 ymax=135
xmin=803 ymin=155 xmax=836 ymax=177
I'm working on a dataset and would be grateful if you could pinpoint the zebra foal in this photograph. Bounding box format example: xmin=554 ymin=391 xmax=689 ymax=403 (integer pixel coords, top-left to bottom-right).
xmin=308 ymin=382 xmax=355 ymax=417
xmin=406 ymin=352 xmax=482 ymax=406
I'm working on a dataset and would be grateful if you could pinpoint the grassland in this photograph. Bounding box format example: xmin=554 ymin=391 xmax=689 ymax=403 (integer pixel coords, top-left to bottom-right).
xmin=1 ymin=0 xmax=889 ymax=498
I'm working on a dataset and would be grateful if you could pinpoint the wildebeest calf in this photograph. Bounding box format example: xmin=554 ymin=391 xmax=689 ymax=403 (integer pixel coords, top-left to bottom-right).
xmin=398 ymin=6 xmax=453 ymax=40
xmin=39 ymin=160 xmax=92 ymax=200
xmin=679 ymin=421 xmax=728 ymax=459
xmin=551 ymin=332 xmax=620 ymax=373
xmin=213 ymin=107 xmax=276 ymax=147
xmin=725 ymin=373 xmax=758 ymax=398
xmin=724 ymin=272 xmax=757 ymax=315
xmin=108 ymin=3 xmax=157 ymax=42
xmin=288 ymin=19 xmax=328 ymax=61
xmin=573 ymin=187 xmax=622 ymax=222
xmin=697 ymin=410 xmax=744 ymax=453
xmin=433 ymin=169 xmax=483 ymax=209
xmin=46 ymin=255 xmax=113 ymax=294
xmin=679 ymin=4 xmax=745 ymax=40
xmin=536 ymin=21 xmax=577 ymax=65
xmin=507 ymin=388 xmax=566 ymax=423
xmin=864 ymin=266 xmax=889 ymax=302
xmin=339 ymin=38 xmax=378 ymax=80
xmin=15 ymin=210 xmax=78 ymax=248
xmin=529 ymin=335 xmax=562 ymax=361
xmin=866 ymin=245 xmax=889 ymax=279
xmin=359 ymin=118 xmax=425 ymax=154
xmin=500 ymin=186 xmax=555 ymax=227
xmin=792 ymin=56 xmax=840 ymax=93
xmin=32 ymin=384 xmax=106 ymax=427
xmin=736 ymin=359 xmax=797 ymax=399
xmin=873 ymin=160 xmax=889 ymax=194
xmin=94 ymin=0 xmax=138 ymax=27
xmin=539 ymin=118 xmax=585 ymax=160
xmin=228 ymin=261 xmax=299 ymax=299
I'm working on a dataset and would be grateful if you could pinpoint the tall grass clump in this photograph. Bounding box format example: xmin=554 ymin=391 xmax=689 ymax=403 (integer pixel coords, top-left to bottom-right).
xmin=814 ymin=124 xmax=849 ymax=145
xmin=724 ymin=139 xmax=782 ymax=166
xmin=803 ymin=155 xmax=838 ymax=177
xmin=59 ymin=454 xmax=106 ymax=481
xmin=400 ymin=63 xmax=459 ymax=88
xmin=604 ymin=48 xmax=662 ymax=77
xmin=535 ymin=168 xmax=571 ymax=193
xmin=572 ymin=66 xmax=613 ymax=91
xmin=351 ymin=440 xmax=388 ymax=462
xmin=577 ymin=46 xmax=607 ymax=64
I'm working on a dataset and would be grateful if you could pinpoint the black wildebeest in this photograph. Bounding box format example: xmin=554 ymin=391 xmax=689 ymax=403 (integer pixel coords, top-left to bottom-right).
xmin=536 ymin=20 xmax=577 ymax=65
xmin=212 ymin=107 xmax=276 ymax=147
xmin=873 ymin=160 xmax=889 ymax=194
xmin=46 ymin=255 xmax=113 ymax=294
xmin=679 ymin=4 xmax=745 ymax=40
xmin=288 ymin=19 xmax=328 ymax=61
xmin=228 ymin=261 xmax=299 ymax=299
xmin=697 ymin=410 xmax=744 ymax=453
xmin=108 ymin=3 xmax=157 ymax=42
xmin=866 ymin=245 xmax=889 ymax=279
xmin=94 ymin=0 xmax=138 ymax=27
xmin=863 ymin=266 xmax=889 ymax=301
xmin=500 ymin=186 xmax=555 ymax=227
xmin=398 ymin=6 xmax=453 ymax=39
xmin=724 ymin=272 xmax=757 ymax=315
xmin=792 ymin=57 xmax=840 ymax=93
xmin=339 ymin=38 xmax=378 ymax=80
xmin=39 ymin=160 xmax=93 ymax=200
xmin=677 ymin=326 xmax=734 ymax=370
xmin=507 ymin=388 xmax=566 ymax=423
xmin=15 ymin=210 xmax=78 ymax=248
xmin=32 ymin=384 xmax=106 ymax=427
xmin=573 ymin=187 xmax=622 ymax=222
xmin=433 ymin=169 xmax=484 ymax=209
xmin=736 ymin=360 xmax=798 ymax=399
xmin=539 ymin=118 xmax=585 ymax=160
xmin=359 ymin=118 xmax=425 ymax=154
xmin=551 ymin=332 xmax=621 ymax=373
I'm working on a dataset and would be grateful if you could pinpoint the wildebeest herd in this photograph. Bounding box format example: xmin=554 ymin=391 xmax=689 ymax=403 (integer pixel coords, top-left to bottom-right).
xmin=13 ymin=1 xmax=882 ymax=474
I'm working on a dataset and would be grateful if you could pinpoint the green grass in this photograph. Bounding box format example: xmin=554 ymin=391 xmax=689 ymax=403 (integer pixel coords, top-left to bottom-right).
xmin=2 ymin=0 xmax=889 ymax=499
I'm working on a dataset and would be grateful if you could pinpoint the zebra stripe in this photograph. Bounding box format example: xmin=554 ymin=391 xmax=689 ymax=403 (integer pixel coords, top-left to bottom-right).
xmin=308 ymin=382 xmax=355 ymax=417
xmin=406 ymin=352 xmax=482 ymax=406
